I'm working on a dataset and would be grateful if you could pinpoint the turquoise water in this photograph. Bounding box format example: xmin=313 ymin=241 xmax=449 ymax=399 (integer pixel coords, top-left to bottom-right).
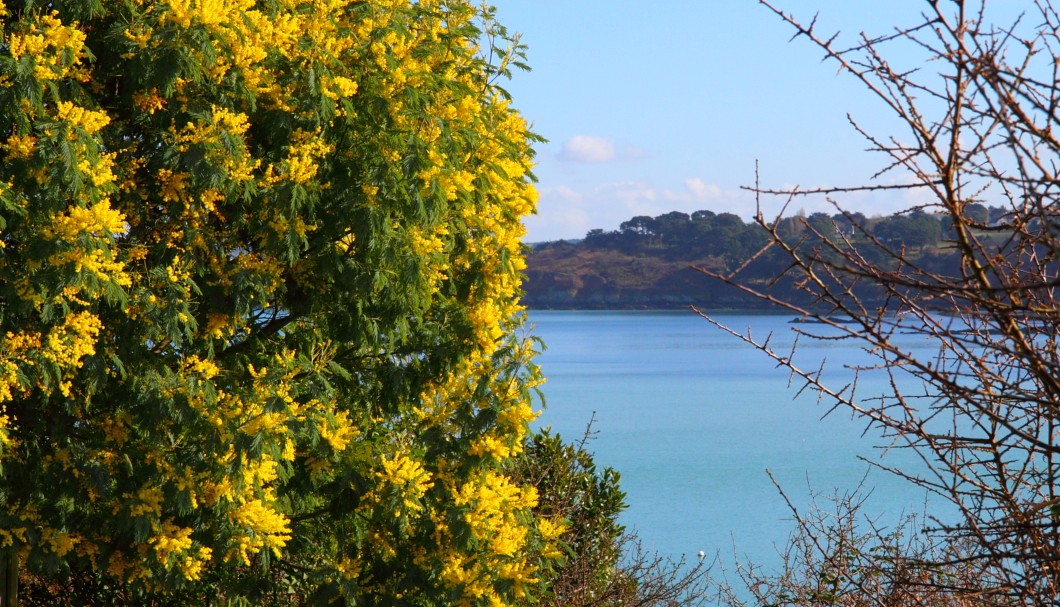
xmin=527 ymin=310 xmax=942 ymax=571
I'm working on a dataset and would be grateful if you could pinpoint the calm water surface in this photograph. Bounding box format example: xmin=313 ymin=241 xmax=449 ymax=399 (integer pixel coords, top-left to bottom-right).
xmin=527 ymin=310 xmax=942 ymax=570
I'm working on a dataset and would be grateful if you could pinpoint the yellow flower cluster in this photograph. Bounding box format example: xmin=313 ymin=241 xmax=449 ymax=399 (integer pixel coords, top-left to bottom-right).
xmin=468 ymin=435 xmax=508 ymax=459
xmin=318 ymin=409 xmax=357 ymax=452
xmin=457 ymin=472 xmax=537 ymax=553
xmin=130 ymin=0 xmax=300 ymax=99
xmin=436 ymin=471 xmax=542 ymax=603
xmin=233 ymin=253 xmax=283 ymax=300
xmin=228 ymin=498 xmax=292 ymax=565
xmin=186 ymin=358 xmax=299 ymax=446
xmin=0 ymin=526 xmax=27 ymax=549
xmin=536 ymin=517 xmax=568 ymax=560
xmin=6 ymin=11 xmax=89 ymax=82
xmin=149 ymin=521 xmax=213 ymax=581
xmin=41 ymin=528 xmax=79 ymax=558
xmin=407 ymin=225 xmax=448 ymax=257
xmin=377 ymin=453 xmax=434 ymax=511
xmin=0 ymin=406 xmax=11 ymax=458
xmin=3 ymin=134 xmax=36 ymax=159
xmin=133 ymin=89 xmax=166 ymax=114
xmin=406 ymin=225 xmax=451 ymax=295
xmin=0 ymin=329 xmax=40 ymax=405
xmin=209 ymin=105 xmax=250 ymax=136
xmin=43 ymin=311 xmax=102 ymax=371
xmin=171 ymin=107 xmax=257 ymax=183
xmin=150 ymin=521 xmax=191 ymax=557
xmin=280 ymin=134 xmax=333 ymax=185
xmin=81 ymin=153 xmax=118 ymax=188
xmin=126 ymin=485 xmax=165 ymax=518
xmin=41 ymin=199 xmax=130 ymax=291
xmin=0 ymin=325 xmax=38 ymax=454
xmin=164 ymin=0 xmax=241 ymax=29
xmin=47 ymin=248 xmax=132 ymax=290
xmin=56 ymin=101 xmax=111 ymax=135
xmin=322 ymin=75 xmax=359 ymax=100
xmin=182 ymin=355 xmax=219 ymax=379
xmin=46 ymin=201 xmax=127 ymax=241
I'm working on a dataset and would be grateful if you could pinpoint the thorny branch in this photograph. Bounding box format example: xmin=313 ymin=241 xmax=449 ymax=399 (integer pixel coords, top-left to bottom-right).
xmin=702 ymin=1 xmax=1060 ymax=605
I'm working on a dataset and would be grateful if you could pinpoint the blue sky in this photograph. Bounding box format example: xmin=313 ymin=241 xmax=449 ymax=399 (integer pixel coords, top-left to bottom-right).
xmin=491 ymin=1 xmax=1009 ymax=242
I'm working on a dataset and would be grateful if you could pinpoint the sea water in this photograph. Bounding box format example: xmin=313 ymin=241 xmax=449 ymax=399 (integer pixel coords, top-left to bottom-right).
xmin=527 ymin=310 xmax=943 ymax=573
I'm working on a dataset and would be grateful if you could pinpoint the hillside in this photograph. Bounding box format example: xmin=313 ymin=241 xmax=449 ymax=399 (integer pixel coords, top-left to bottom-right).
xmin=522 ymin=208 xmax=1001 ymax=310
xmin=524 ymin=243 xmax=752 ymax=309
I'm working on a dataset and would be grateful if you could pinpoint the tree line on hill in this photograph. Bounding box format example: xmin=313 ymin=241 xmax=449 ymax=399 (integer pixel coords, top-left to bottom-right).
xmin=523 ymin=204 xmax=1008 ymax=309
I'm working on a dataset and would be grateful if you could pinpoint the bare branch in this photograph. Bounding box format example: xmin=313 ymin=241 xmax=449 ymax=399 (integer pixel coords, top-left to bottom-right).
xmin=707 ymin=2 xmax=1060 ymax=604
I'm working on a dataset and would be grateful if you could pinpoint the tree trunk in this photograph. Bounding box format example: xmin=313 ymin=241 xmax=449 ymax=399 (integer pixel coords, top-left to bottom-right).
xmin=0 ymin=554 xmax=17 ymax=607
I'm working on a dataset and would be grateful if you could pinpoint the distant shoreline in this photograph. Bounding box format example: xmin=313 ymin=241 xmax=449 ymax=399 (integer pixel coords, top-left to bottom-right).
xmin=524 ymin=305 xmax=790 ymax=313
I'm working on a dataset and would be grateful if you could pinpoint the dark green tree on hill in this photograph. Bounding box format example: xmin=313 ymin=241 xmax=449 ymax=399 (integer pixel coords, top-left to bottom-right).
xmin=870 ymin=210 xmax=941 ymax=251
xmin=526 ymin=204 xmax=963 ymax=309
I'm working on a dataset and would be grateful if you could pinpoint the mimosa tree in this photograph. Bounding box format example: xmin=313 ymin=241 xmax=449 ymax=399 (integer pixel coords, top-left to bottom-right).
xmin=0 ymin=0 xmax=561 ymax=604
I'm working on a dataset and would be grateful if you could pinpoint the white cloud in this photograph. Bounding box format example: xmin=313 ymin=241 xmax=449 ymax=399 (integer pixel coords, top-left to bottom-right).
xmin=524 ymin=178 xmax=770 ymax=242
xmin=522 ymin=170 xmax=944 ymax=242
xmin=550 ymin=184 xmax=584 ymax=204
xmin=557 ymin=135 xmax=616 ymax=163
xmin=598 ymin=180 xmax=658 ymax=212
xmin=522 ymin=185 xmax=592 ymax=243
xmin=684 ymin=178 xmax=722 ymax=201
xmin=524 ymin=181 xmax=656 ymax=241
